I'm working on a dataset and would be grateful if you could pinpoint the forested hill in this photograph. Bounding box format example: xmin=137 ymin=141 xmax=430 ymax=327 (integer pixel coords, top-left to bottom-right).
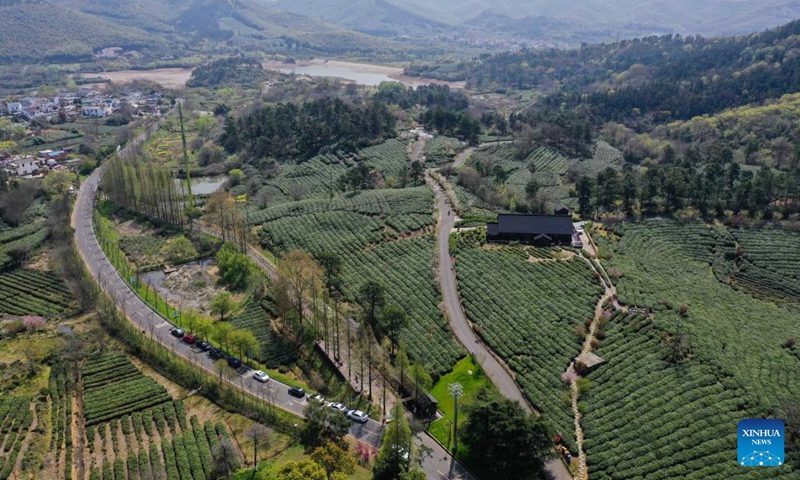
xmin=0 ymin=0 xmax=162 ymax=63
xmin=409 ymin=19 xmax=800 ymax=121
xmin=1 ymin=0 xmax=406 ymax=63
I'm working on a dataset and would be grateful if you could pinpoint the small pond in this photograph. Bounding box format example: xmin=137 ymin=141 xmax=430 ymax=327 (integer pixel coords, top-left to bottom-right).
xmin=175 ymin=175 xmax=227 ymax=196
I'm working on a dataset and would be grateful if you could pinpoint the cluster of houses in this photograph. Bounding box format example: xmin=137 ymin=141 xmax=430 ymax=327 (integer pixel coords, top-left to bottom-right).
xmin=0 ymin=150 xmax=81 ymax=177
xmin=3 ymin=86 xmax=163 ymax=122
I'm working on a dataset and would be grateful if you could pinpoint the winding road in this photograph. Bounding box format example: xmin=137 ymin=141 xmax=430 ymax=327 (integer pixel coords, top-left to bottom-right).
xmin=73 ymin=144 xmax=472 ymax=478
xmin=428 ymin=173 xmax=574 ymax=480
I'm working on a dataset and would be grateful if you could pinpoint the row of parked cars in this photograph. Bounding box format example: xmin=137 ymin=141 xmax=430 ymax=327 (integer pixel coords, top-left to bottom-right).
xmin=170 ymin=327 xmax=368 ymax=424
xmin=170 ymin=327 xmax=242 ymax=369
xmin=286 ymin=387 xmax=369 ymax=423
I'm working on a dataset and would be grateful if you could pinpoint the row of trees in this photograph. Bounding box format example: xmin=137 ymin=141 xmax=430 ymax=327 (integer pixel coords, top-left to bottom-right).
xmin=576 ymin=152 xmax=800 ymax=217
xmin=101 ymin=156 xmax=187 ymax=227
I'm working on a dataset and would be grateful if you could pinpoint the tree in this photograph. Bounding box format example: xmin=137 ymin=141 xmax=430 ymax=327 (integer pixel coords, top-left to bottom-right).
xmin=244 ymin=424 xmax=270 ymax=475
xmin=43 ymin=170 xmax=77 ymax=197
xmin=210 ymin=291 xmax=236 ymax=321
xmin=216 ymin=242 xmax=255 ymax=290
xmin=373 ymin=403 xmax=412 ymax=480
xmin=311 ymin=441 xmax=356 ymax=480
xmin=410 ymin=160 xmax=424 ymax=186
xmin=460 ymin=388 xmax=554 ymax=480
xmin=278 ymin=249 xmax=323 ymax=325
xmin=228 ymin=168 xmax=244 ymax=186
xmin=214 ymin=358 xmax=236 ymax=383
xmin=230 ymin=329 xmax=258 ymax=364
xmin=300 ymin=402 xmax=351 ymax=452
xmin=525 ymin=179 xmax=540 ymax=199
xmin=211 ymin=438 xmax=242 ymax=479
xmin=213 ymin=321 xmax=234 ymax=350
xmin=358 ymin=281 xmax=387 ymax=331
xmin=399 ymin=470 xmax=427 ymax=480
xmin=380 ymin=304 xmax=407 ymax=356
xmin=409 ymin=363 xmax=432 ymax=404
xmin=318 ymin=251 xmax=342 ymax=292
xmin=277 ymin=460 xmax=326 ymax=480
xmin=195 ymin=114 xmax=216 ymax=137
xmin=577 ymin=175 xmax=594 ymax=215
xmin=161 ymin=235 xmax=198 ymax=261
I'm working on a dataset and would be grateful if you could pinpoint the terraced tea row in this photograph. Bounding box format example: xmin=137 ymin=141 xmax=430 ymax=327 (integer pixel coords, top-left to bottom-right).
xmin=455 ymin=241 xmax=603 ymax=445
xmin=0 ymin=269 xmax=73 ymax=316
xmin=82 ymin=353 xmax=171 ymax=426
xmin=583 ymin=311 xmax=794 ymax=479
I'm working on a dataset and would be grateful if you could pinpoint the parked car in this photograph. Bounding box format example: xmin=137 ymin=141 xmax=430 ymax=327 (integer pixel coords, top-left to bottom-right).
xmin=288 ymin=386 xmax=305 ymax=398
xmin=227 ymin=357 xmax=242 ymax=369
xmin=327 ymin=402 xmax=348 ymax=413
xmin=346 ymin=410 xmax=369 ymax=423
xmin=307 ymin=393 xmax=325 ymax=404
xmin=182 ymin=333 xmax=196 ymax=344
xmin=195 ymin=341 xmax=210 ymax=351
xmin=253 ymin=370 xmax=270 ymax=383
xmin=170 ymin=328 xmax=184 ymax=338
xmin=575 ymin=224 xmax=584 ymax=233
xmin=208 ymin=348 xmax=224 ymax=360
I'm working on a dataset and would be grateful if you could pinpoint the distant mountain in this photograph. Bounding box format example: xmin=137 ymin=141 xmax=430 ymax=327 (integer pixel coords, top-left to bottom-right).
xmin=264 ymin=0 xmax=800 ymax=43
xmin=0 ymin=0 xmax=412 ymax=63
xmin=0 ymin=0 xmax=163 ymax=63
xmin=265 ymin=0 xmax=454 ymax=37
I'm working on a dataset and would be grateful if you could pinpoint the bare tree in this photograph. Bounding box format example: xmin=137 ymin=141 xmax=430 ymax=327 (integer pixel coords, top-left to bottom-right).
xmin=244 ymin=424 xmax=270 ymax=473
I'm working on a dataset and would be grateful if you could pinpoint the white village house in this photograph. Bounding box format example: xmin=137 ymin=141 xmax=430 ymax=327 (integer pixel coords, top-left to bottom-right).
xmin=15 ymin=156 xmax=38 ymax=176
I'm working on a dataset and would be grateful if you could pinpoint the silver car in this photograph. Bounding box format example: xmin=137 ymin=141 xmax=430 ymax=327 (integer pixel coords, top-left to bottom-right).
xmin=346 ymin=410 xmax=369 ymax=423
xmin=253 ymin=370 xmax=270 ymax=383
xmin=327 ymin=402 xmax=348 ymax=413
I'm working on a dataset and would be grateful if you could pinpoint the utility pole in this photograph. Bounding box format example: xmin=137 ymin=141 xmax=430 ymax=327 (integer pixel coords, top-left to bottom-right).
xmin=448 ymin=382 xmax=463 ymax=479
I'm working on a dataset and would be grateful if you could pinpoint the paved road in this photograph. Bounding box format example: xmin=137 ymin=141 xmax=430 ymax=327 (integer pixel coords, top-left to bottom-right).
xmin=74 ymin=169 xmax=472 ymax=479
xmin=428 ymin=176 xmax=574 ymax=480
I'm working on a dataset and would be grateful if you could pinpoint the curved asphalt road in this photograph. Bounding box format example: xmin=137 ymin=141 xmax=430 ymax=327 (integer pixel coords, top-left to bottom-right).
xmin=74 ymin=167 xmax=471 ymax=479
xmin=429 ymin=175 xmax=574 ymax=480
xmin=73 ymin=169 xmax=385 ymax=443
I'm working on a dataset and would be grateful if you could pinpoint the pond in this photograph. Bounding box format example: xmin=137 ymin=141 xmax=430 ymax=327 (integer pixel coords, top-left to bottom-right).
xmin=276 ymin=63 xmax=398 ymax=86
xmin=175 ymin=175 xmax=227 ymax=196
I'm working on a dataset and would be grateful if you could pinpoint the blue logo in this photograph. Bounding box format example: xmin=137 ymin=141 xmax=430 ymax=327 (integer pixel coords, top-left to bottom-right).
xmin=738 ymin=419 xmax=784 ymax=467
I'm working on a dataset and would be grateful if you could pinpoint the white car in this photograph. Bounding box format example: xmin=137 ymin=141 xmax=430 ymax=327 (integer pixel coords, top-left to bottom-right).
xmin=327 ymin=402 xmax=348 ymax=413
xmin=346 ymin=410 xmax=369 ymax=423
xmin=253 ymin=370 xmax=270 ymax=383
xmin=307 ymin=393 xmax=325 ymax=404
xmin=575 ymin=224 xmax=584 ymax=233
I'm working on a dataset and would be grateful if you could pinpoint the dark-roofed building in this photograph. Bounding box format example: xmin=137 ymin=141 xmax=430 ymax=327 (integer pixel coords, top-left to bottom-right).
xmin=486 ymin=214 xmax=575 ymax=246
xmin=554 ymin=203 xmax=571 ymax=215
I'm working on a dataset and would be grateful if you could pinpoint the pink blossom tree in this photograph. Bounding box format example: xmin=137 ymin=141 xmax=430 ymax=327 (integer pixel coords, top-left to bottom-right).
xmin=23 ymin=315 xmax=46 ymax=331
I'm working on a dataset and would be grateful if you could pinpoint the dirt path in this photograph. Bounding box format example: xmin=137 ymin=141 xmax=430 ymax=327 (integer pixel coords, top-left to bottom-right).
xmin=567 ymin=231 xmax=623 ymax=480
xmin=12 ymin=400 xmax=38 ymax=478
xmin=428 ymin=171 xmax=574 ymax=480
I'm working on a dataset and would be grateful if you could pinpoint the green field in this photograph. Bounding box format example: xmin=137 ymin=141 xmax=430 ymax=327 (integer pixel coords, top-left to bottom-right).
xmin=588 ymin=220 xmax=800 ymax=478
xmin=231 ymin=301 xmax=298 ymax=367
xmin=0 ymin=269 xmax=73 ymax=317
xmin=454 ymin=236 xmax=603 ymax=446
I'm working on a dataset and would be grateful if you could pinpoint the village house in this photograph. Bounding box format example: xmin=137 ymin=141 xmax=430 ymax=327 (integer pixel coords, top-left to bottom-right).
xmin=14 ymin=156 xmax=38 ymax=176
xmin=82 ymin=105 xmax=111 ymax=117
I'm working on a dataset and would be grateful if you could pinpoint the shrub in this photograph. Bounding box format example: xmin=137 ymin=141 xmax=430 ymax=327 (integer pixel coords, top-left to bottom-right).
xmin=679 ymin=304 xmax=689 ymax=316
xmin=784 ymin=338 xmax=796 ymax=348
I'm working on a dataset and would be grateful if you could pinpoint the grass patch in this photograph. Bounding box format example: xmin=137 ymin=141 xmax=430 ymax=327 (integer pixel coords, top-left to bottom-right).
xmin=427 ymin=355 xmax=494 ymax=450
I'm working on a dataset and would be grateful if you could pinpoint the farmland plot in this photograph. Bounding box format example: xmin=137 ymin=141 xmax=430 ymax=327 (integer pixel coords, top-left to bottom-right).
xmin=341 ymin=235 xmax=464 ymax=376
xmin=454 ymin=239 xmax=604 ymax=444
xmin=590 ymin=220 xmax=800 ymax=476
xmin=81 ymin=353 xmax=234 ymax=480
xmin=0 ymin=396 xmax=34 ymax=480
xmin=583 ymin=311 xmax=794 ymax=479
xmin=0 ymin=269 xmax=73 ymax=317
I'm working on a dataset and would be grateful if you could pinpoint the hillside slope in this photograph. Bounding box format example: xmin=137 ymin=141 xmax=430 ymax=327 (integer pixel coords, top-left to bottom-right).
xmin=0 ymin=0 xmax=163 ymax=62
